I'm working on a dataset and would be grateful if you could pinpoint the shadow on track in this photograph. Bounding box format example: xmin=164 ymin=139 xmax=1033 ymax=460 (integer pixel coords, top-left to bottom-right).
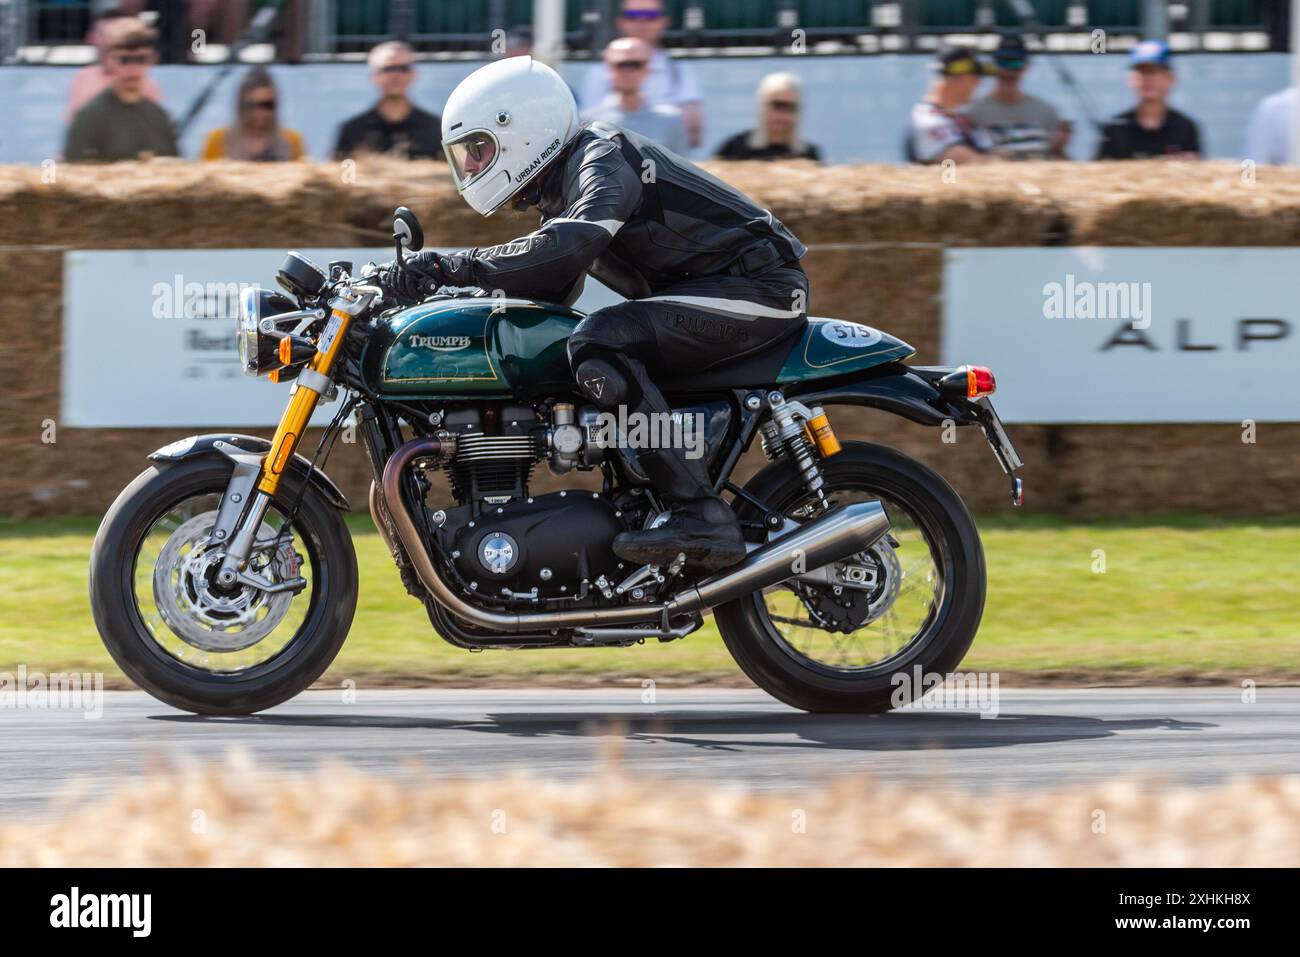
xmin=153 ymin=709 xmax=1213 ymax=753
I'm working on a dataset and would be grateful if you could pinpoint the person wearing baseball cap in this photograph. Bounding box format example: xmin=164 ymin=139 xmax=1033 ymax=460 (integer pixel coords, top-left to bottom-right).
xmin=904 ymin=44 xmax=995 ymax=165
xmin=966 ymin=34 xmax=1071 ymax=159
xmin=1096 ymin=39 xmax=1202 ymax=160
xmin=64 ymin=17 xmax=178 ymax=162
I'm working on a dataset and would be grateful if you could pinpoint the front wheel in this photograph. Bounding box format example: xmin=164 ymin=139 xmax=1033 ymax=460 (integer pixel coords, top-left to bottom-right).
xmin=714 ymin=441 xmax=986 ymax=713
xmin=89 ymin=458 xmax=358 ymax=714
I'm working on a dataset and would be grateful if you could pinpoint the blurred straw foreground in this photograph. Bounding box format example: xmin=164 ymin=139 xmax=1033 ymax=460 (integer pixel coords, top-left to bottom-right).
xmin=2 ymin=755 xmax=1297 ymax=866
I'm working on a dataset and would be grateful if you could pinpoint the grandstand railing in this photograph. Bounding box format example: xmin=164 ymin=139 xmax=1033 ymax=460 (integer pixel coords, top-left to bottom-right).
xmin=0 ymin=0 xmax=1283 ymax=63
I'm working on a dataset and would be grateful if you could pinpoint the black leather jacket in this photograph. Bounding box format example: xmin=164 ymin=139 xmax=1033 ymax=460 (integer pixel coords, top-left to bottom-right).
xmin=434 ymin=123 xmax=807 ymax=304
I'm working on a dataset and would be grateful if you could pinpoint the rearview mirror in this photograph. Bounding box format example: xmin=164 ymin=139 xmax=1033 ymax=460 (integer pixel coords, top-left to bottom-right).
xmin=393 ymin=207 xmax=424 ymax=252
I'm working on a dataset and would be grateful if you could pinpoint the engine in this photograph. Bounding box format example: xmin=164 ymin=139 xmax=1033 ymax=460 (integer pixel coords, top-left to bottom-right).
xmin=435 ymin=402 xmax=610 ymax=505
xmin=426 ymin=402 xmax=625 ymax=606
xmin=435 ymin=491 xmax=627 ymax=602
xmin=423 ymin=398 xmax=733 ymax=607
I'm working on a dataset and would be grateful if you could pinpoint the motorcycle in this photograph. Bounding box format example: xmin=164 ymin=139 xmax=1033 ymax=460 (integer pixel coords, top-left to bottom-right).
xmin=89 ymin=207 xmax=1023 ymax=715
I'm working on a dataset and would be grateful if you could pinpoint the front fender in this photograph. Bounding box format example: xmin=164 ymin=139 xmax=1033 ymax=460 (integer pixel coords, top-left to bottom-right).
xmin=784 ymin=364 xmax=980 ymax=427
xmin=148 ymin=433 xmax=351 ymax=511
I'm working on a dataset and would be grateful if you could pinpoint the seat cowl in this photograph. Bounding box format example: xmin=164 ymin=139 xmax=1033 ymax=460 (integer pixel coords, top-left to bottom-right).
xmin=777 ymin=318 xmax=915 ymax=384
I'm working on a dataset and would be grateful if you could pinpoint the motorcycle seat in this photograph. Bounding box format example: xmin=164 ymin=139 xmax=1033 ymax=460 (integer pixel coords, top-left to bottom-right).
xmin=657 ymin=320 xmax=805 ymax=393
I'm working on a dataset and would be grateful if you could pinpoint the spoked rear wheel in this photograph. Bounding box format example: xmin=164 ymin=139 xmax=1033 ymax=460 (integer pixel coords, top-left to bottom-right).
xmin=714 ymin=441 xmax=986 ymax=713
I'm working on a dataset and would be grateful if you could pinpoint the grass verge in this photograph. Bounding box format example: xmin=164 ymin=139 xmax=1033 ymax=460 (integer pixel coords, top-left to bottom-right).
xmin=1 ymin=514 xmax=1296 ymax=686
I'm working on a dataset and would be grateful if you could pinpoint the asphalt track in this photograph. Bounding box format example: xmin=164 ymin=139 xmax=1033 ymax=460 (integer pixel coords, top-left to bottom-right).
xmin=2 ymin=688 xmax=1297 ymax=814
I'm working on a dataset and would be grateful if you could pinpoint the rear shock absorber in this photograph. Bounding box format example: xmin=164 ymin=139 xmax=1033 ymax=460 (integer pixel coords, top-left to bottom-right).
xmin=767 ymin=391 xmax=829 ymax=509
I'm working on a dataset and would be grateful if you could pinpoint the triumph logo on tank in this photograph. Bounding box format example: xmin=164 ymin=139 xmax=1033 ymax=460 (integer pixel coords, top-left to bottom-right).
xmin=408 ymin=334 xmax=472 ymax=351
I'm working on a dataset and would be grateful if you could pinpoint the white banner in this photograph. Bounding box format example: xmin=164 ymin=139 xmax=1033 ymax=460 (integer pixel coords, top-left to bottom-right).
xmin=942 ymin=248 xmax=1300 ymax=423
xmin=61 ymin=248 xmax=622 ymax=428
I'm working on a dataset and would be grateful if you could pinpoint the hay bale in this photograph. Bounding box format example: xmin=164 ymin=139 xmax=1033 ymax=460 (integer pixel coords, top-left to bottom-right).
xmin=3 ymin=758 xmax=1297 ymax=866
xmin=2 ymin=159 xmax=1299 ymax=517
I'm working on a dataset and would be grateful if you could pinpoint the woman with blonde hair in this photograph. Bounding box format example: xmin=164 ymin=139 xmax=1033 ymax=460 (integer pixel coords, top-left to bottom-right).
xmin=715 ymin=72 xmax=821 ymax=161
xmin=202 ymin=67 xmax=305 ymax=161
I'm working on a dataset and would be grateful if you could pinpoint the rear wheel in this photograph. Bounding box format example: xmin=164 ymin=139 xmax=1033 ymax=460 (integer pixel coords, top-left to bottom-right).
xmin=89 ymin=458 xmax=358 ymax=714
xmin=714 ymin=441 xmax=985 ymax=713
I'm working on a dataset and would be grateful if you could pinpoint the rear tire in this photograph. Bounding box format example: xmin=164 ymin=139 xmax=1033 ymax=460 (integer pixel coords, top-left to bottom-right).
xmin=714 ymin=442 xmax=985 ymax=713
xmin=89 ymin=458 xmax=358 ymax=715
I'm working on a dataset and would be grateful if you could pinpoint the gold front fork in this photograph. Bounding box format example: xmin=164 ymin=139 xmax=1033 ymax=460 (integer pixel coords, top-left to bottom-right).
xmin=257 ymin=305 xmax=353 ymax=496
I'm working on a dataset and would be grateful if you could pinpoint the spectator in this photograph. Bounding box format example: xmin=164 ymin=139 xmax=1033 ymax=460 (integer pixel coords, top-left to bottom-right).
xmin=715 ymin=72 xmax=821 ymax=162
xmin=64 ymin=18 xmax=178 ymax=162
xmin=503 ymin=26 xmax=533 ymax=58
xmin=202 ymin=67 xmax=305 ymax=161
xmin=333 ymin=41 xmax=443 ymax=160
xmin=966 ymin=34 xmax=1071 ymax=160
xmin=1244 ymin=86 xmax=1295 ymax=165
xmin=1096 ymin=41 xmax=1201 ymax=160
xmin=905 ymin=44 xmax=994 ymax=165
xmin=65 ymin=8 xmax=164 ymax=122
xmin=583 ymin=37 xmax=689 ymax=155
xmin=579 ymin=0 xmax=702 ymax=148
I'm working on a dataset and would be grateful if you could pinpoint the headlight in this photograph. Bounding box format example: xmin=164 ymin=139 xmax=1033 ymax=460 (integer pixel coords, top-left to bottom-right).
xmin=238 ymin=288 xmax=300 ymax=377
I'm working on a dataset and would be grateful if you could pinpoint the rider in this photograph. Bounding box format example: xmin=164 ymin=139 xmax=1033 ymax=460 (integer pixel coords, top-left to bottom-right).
xmin=378 ymin=56 xmax=809 ymax=572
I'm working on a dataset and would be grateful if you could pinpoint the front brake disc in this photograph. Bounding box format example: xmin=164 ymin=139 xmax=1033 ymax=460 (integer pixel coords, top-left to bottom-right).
xmin=151 ymin=511 xmax=297 ymax=653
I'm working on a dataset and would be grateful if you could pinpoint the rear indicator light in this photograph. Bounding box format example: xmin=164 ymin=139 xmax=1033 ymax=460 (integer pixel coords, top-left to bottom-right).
xmin=937 ymin=365 xmax=997 ymax=399
xmin=967 ymin=366 xmax=996 ymax=398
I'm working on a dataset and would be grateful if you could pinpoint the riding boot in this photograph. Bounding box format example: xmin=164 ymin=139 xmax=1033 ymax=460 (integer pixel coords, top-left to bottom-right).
xmin=613 ymin=446 xmax=747 ymax=572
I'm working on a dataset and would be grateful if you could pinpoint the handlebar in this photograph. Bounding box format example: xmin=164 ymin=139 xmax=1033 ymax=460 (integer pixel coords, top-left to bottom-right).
xmin=327 ymin=281 xmax=385 ymax=318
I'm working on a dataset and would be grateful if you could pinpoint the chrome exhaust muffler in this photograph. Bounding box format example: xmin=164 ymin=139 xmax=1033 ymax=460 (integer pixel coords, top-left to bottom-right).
xmin=662 ymin=501 xmax=890 ymax=616
xmin=380 ymin=437 xmax=890 ymax=633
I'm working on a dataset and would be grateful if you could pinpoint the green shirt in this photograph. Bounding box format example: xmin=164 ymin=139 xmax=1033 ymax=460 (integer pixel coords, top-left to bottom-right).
xmin=65 ymin=88 xmax=179 ymax=162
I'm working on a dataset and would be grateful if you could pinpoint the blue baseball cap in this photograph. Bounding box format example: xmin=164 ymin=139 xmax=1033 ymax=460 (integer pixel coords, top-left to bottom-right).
xmin=1130 ymin=39 xmax=1172 ymax=70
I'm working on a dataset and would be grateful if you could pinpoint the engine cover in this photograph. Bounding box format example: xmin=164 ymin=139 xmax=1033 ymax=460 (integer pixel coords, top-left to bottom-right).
xmin=446 ymin=492 xmax=626 ymax=601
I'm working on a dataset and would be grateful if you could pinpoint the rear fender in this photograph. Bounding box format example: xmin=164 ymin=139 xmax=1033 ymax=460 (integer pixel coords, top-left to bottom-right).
xmin=784 ymin=364 xmax=982 ymax=427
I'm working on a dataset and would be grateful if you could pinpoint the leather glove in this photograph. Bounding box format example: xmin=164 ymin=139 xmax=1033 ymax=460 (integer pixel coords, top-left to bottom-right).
xmin=378 ymin=251 xmax=448 ymax=306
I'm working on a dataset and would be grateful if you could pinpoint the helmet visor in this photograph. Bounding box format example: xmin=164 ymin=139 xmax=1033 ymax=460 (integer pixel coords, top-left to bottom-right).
xmin=444 ymin=131 xmax=500 ymax=188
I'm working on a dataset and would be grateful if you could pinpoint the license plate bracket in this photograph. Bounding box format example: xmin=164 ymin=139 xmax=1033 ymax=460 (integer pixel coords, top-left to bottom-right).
xmin=974 ymin=397 xmax=1023 ymax=475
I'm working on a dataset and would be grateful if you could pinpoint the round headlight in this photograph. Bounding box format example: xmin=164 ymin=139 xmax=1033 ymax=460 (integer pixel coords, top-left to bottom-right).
xmin=238 ymin=288 xmax=298 ymax=377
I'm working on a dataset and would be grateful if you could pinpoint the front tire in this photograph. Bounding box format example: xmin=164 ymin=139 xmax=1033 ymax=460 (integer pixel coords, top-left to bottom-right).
xmin=89 ymin=458 xmax=358 ymax=715
xmin=714 ymin=441 xmax=986 ymax=713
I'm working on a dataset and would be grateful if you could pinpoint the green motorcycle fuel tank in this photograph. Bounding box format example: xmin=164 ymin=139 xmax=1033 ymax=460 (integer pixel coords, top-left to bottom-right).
xmin=360 ymin=297 xmax=916 ymax=399
xmin=360 ymin=297 xmax=580 ymax=399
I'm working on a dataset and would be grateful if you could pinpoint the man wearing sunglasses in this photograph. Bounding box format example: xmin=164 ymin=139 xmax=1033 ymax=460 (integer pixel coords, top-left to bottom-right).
xmin=333 ymin=41 xmax=443 ymax=161
xmin=582 ymin=37 xmax=689 ymax=155
xmin=64 ymin=18 xmax=178 ymax=163
xmin=579 ymin=0 xmax=703 ymax=149
xmin=380 ymin=56 xmax=809 ymax=571
xmin=966 ymin=34 xmax=1071 ymax=160
xmin=65 ymin=9 xmax=165 ymax=123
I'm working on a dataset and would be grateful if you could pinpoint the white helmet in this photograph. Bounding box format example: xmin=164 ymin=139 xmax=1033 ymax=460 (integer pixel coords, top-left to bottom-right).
xmin=441 ymin=56 xmax=580 ymax=216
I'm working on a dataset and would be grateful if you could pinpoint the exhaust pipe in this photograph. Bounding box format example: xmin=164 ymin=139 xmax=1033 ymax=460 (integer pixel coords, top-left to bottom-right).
xmin=663 ymin=501 xmax=889 ymax=616
xmin=380 ymin=437 xmax=890 ymax=633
